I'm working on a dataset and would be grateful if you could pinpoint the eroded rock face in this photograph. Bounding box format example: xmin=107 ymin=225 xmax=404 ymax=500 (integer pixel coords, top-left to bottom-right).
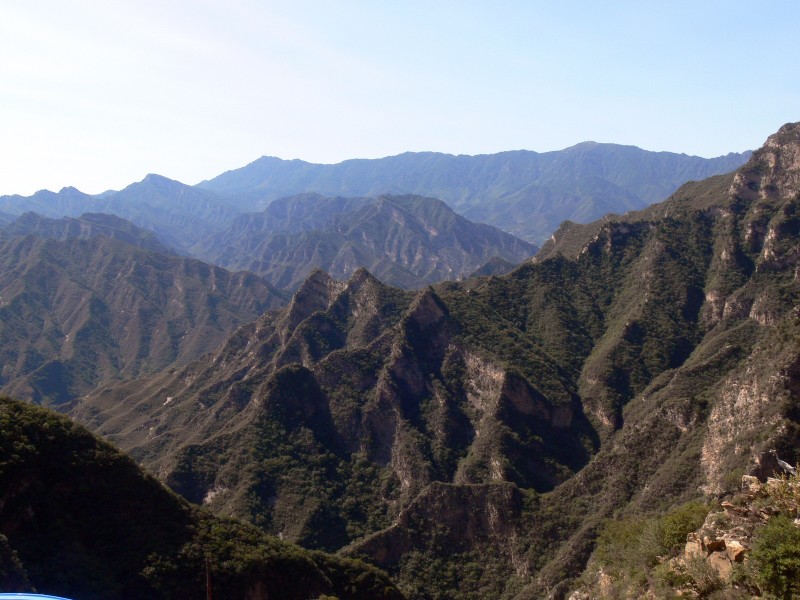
xmin=673 ymin=473 xmax=799 ymax=586
xmin=701 ymin=341 xmax=796 ymax=495
xmin=731 ymin=123 xmax=800 ymax=204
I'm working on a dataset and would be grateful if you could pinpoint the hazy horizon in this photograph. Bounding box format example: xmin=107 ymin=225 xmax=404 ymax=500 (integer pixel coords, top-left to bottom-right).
xmin=2 ymin=0 xmax=797 ymax=196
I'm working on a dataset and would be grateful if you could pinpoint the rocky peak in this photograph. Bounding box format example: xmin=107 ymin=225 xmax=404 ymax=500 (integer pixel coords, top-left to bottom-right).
xmin=406 ymin=288 xmax=447 ymax=327
xmin=281 ymin=269 xmax=345 ymax=334
xmin=730 ymin=122 xmax=800 ymax=203
xmin=343 ymin=266 xmax=378 ymax=292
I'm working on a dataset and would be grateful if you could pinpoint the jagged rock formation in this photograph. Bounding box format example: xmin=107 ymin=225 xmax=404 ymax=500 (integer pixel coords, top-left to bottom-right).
xmin=68 ymin=124 xmax=798 ymax=599
xmin=73 ymin=267 xmax=593 ymax=532
xmin=0 ymin=234 xmax=287 ymax=405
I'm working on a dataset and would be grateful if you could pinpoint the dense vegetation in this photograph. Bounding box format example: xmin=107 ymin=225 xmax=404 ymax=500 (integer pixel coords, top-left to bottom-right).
xmin=0 ymin=396 xmax=403 ymax=599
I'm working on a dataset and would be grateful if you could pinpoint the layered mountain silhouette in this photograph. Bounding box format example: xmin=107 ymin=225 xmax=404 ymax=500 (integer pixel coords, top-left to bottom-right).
xmin=199 ymin=144 xmax=751 ymax=243
xmin=1 ymin=145 xmax=750 ymax=267
xmin=0 ymin=184 xmax=538 ymax=290
xmin=0 ymin=175 xmax=239 ymax=255
xmin=67 ymin=123 xmax=799 ymax=598
xmin=1 ymin=212 xmax=174 ymax=254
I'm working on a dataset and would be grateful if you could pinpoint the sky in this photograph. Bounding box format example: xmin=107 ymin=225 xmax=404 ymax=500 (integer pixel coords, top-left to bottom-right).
xmin=1 ymin=1 xmax=799 ymax=196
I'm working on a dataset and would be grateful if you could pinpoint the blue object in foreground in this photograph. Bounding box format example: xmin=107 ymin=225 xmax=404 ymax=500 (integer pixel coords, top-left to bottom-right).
xmin=0 ymin=595 xmax=74 ymax=600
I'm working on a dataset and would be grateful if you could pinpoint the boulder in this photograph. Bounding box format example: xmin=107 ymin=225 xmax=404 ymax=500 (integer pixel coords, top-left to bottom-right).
xmin=725 ymin=540 xmax=747 ymax=562
xmin=707 ymin=552 xmax=733 ymax=580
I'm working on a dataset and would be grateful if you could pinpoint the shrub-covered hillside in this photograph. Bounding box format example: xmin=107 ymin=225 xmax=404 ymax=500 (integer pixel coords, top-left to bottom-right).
xmin=0 ymin=397 xmax=403 ymax=600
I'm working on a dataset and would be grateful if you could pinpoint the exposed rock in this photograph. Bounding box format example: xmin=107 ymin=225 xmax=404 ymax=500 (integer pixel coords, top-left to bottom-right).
xmin=726 ymin=539 xmax=746 ymax=563
xmin=685 ymin=533 xmax=704 ymax=558
xmin=707 ymin=551 xmax=733 ymax=580
xmin=702 ymin=534 xmax=726 ymax=553
xmin=741 ymin=474 xmax=761 ymax=492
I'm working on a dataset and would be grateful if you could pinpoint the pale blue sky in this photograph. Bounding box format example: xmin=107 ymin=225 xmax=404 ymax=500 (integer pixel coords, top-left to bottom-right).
xmin=1 ymin=0 xmax=798 ymax=195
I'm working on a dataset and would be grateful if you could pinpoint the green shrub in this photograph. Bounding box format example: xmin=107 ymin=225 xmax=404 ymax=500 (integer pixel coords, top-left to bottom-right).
xmin=751 ymin=515 xmax=800 ymax=599
xmin=658 ymin=501 xmax=709 ymax=553
xmin=596 ymin=500 xmax=709 ymax=577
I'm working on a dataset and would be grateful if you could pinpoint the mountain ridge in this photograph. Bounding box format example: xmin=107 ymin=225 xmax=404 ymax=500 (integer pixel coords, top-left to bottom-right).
xmin=0 ymin=234 xmax=287 ymax=405
xmin=193 ymin=193 xmax=538 ymax=290
xmin=0 ymin=396 xmax=404 ymax=599
xmin=199 ymin=145 xmax=751 ymax=243
xmin=68 ymin=123 xmax=798 ymax=599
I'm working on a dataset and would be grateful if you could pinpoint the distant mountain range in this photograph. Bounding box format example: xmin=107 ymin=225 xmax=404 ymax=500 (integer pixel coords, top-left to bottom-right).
xmin=0 ymin=145 xmax=750 ymax=270
xmin=0 ymin=211 xmax=174 ymax=254
xmin=198 ymin=144 xmax=751 ymax=243
xmin=0 ymin=175 xmax=239 ymax=255
xmin=0 ymin=180 xmax=537 ymax=289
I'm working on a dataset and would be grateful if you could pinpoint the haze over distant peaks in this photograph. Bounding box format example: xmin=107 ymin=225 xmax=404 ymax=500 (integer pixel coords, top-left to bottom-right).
xmin=194 ymin=193 xmax=538 ymax=290
xmin=198 ymin=145 xmax=751 ymax=243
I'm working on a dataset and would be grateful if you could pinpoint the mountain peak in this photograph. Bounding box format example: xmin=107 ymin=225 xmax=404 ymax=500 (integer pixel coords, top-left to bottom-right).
xmin=730 ymin=121 xmax=800 ymax=202
xmin=765 ymin=121 xmax=800 ymax=148
xmin=140 ymin=173 xmax=180 ymax=186
xmin=57 ymin=186 xmax=85 ymax=196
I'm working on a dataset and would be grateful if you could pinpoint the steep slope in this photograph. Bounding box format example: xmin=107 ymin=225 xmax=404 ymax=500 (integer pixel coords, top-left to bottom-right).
xmin=508 ymin=123 xmax=800 ymax=597
xmin=0 ymin=397 xmax=403 ymax=600
xmin=1 ymin=212 xmax=174 ymax=254
xmin=73 ymin=268 xmax=596 ymax=548
xmin=0 ymin=235 xmax=287 ymax=405
xmin=194 ymin=193 xmax=371 ymax=275
xmin=72 ymin=124 xmax=795 ymax=599
xmin=199 ymin=145 xmax=751 ymax=243
xmin=195 ymin=194 xmax=538 ymax=290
